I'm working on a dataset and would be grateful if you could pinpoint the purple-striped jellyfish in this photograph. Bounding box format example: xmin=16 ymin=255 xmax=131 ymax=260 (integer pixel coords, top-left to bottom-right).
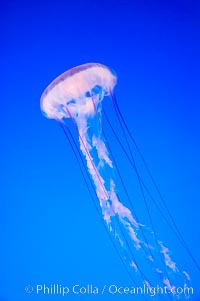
xmin=40 ymin=63 xmax=193 ymax=300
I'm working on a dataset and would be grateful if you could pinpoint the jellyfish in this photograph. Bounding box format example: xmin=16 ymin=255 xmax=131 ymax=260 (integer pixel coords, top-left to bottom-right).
xmin=40 ymin=63 xmax=195 ymax=300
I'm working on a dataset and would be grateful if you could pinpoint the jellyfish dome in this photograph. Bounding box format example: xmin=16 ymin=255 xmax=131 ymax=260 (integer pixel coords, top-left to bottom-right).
xmin=40 ymin=63 xmax=117 ymax=120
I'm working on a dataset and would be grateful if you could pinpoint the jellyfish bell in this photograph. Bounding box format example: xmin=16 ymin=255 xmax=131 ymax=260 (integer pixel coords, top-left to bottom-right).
xmin=40 ymin=63 xmax=117 ymax=120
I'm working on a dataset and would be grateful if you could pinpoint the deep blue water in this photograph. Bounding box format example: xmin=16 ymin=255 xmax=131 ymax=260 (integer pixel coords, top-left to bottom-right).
xmin=1 ymin=0 xmax=200 ymax=300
